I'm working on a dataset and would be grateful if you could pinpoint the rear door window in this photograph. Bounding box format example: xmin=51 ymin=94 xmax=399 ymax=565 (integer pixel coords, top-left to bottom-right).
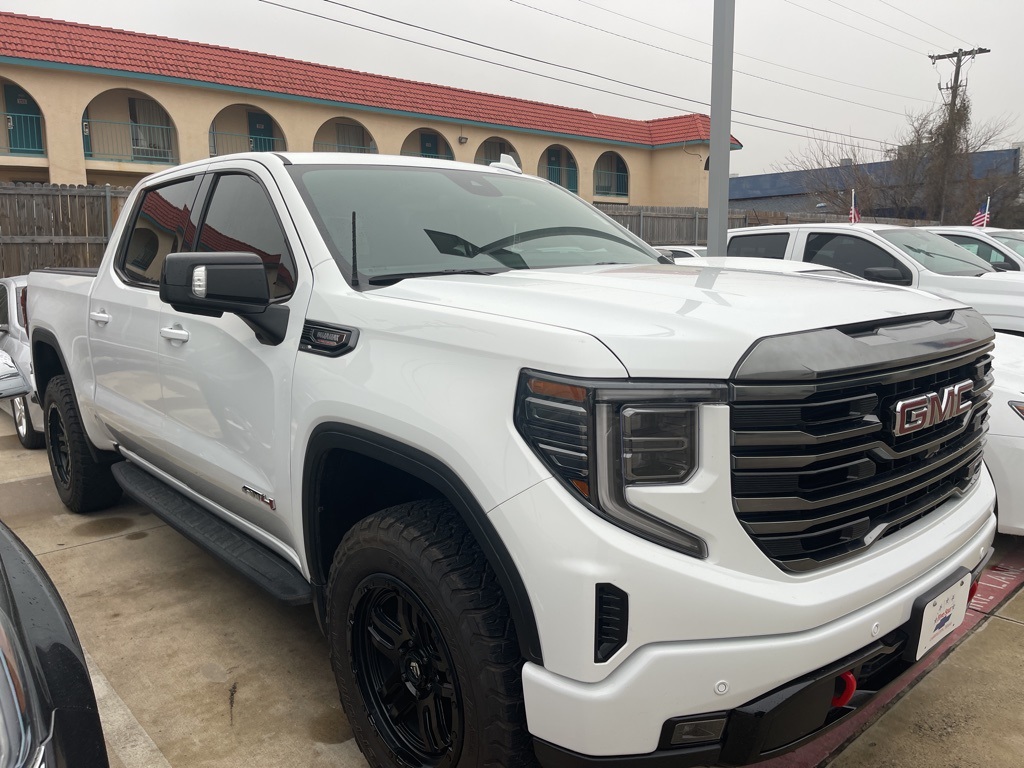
xmin=726 ymin=233 xmax=790 ymax=259
xmin=803 ymin=233 xmax=911 ymax=280
xmin=119 ymin=177 xmax=201 ymax=286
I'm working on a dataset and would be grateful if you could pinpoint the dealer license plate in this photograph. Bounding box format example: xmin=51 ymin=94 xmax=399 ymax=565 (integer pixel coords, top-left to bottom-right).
xmin=911 ymin=570 xmax=971 ymax=660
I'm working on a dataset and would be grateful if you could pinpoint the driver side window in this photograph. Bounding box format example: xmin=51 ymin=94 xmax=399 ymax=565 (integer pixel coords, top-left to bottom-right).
xmin=803 ymin=233 xmax=910 ymax=280
xmin=944 ymin=235 xmax=1019 ymax=270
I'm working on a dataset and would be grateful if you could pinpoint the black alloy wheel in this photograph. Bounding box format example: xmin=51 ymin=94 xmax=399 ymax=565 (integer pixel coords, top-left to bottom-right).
xmin=352 ymin=575 xmax=462 ymax=766
xmin=46 ymin=400 xmax=73 ymax=489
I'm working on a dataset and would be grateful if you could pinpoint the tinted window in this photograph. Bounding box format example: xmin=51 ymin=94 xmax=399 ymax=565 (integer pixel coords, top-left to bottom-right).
xmin=726 ymin=233 xmax=789 ymax=259
xmin=288 ymin=165 xmax=658 ymax=286
xmin=197 ymin=174 xmax=296 ymax=299
xmin=877 ymin=229 xmax=993 ymax=275
xmin=120 ymin=177 xmax=201 ymax=285
xmin=0 ymin=285 xmax=8 ymax=329
xmin=942 ymin=234 xmax=1018 ymax=270
xmin=803 ymin=233 xmax=910 ymax=280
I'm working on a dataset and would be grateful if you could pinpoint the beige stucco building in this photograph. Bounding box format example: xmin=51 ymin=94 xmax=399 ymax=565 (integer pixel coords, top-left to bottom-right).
xmin=0 ymin=12 xmax=740 ymax=205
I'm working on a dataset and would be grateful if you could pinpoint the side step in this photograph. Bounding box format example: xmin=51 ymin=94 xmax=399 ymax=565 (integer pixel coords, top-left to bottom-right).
xmin=112 ymin=462 xmax=311 ymax=605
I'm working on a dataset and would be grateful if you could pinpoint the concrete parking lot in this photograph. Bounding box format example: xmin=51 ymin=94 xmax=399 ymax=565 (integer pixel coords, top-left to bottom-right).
xmin=0 ymin=406 xmax=1022 ymax=767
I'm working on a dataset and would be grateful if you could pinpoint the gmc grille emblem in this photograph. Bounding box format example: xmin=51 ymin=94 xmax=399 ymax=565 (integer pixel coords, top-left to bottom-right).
xmin=893 ymin=379 xmax=973 ymax=437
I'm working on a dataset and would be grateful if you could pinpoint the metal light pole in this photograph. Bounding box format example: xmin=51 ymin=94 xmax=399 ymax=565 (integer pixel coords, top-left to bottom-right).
xmin=706 ymin=0 xmax=735 ymax=256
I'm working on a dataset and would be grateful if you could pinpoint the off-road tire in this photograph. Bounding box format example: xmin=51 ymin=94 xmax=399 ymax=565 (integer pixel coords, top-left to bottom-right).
xmin=327 ymin=499 xmax=534 ymax=768
xmin=13 ymin=395 xmax=44 ymax=450
xmin=43 ymin=375 xmax=122 ymax=513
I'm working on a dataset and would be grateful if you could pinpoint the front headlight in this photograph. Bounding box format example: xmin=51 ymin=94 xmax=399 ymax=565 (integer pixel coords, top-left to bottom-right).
xmin=1011 ymin=401 xmax=1024 ymax=421
xmin=514 ymin=370 xmax=726 ymax=558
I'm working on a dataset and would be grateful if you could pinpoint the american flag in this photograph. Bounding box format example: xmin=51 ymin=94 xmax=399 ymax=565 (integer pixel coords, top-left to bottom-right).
xmin=972 ymin=205 xmax=990 ymax=227
xmin=849 ymin=205 xmax=861 ymax=224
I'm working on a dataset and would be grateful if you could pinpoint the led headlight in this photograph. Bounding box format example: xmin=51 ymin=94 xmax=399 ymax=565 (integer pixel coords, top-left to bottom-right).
xmin=515 ymin=370 xmax=726 ymax=558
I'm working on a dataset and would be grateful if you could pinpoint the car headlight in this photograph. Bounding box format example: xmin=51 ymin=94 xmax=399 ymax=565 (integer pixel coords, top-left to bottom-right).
xmin=1011 ymin=401 xmax=1024 ymax=421
xmin=514 ymin=370 xmax=726 ymax=558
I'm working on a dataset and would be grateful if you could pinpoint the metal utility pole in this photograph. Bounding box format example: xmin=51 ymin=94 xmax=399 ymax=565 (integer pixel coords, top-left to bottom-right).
xmin=929 ymin=47 xmax=989 ymax=223
xmin=706 ymin=0 xmax=735 ymax=256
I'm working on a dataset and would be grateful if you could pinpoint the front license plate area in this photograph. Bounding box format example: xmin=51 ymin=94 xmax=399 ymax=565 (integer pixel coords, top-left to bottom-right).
xmin=905 ymin=567 xmax=971 ymax=661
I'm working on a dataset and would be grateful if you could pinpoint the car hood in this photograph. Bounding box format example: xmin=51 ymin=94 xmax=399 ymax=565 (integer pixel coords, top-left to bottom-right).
xmin=376 ymin=264 xmax=962 ymax=378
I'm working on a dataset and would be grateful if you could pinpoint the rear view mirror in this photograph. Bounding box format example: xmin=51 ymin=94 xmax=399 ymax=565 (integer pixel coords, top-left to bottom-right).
xmin=0 ymin=350 xmax=31 ymax=401
xmin=863 ymin=267 xmax=912 ymax=286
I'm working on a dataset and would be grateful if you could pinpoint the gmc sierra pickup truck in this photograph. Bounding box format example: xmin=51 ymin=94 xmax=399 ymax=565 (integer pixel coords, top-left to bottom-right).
xmin=24 ymin=153 xmax=997 ymax=767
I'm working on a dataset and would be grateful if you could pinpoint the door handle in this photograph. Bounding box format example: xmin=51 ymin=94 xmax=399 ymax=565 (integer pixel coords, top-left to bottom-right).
xmin=160 ymin=326 xmax=190 ymax=342
xmin=89 ymin=310 xmax=111 ymax=325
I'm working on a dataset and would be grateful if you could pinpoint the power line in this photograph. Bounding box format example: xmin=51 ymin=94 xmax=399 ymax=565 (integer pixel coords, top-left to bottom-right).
xmin=509 ymin=0 xmax=906 ymax=116
xmin=823 ymin=0 xmax=945 ymax=50
xmin=575 ymin=0 xmax=931 ymax=104
xmin=256 ymin=1 xmax=893 ymax=151
xmin=876 ymin=0 xmax=975 ymax=48
xmin=287 ymin=0 xmax=895 ymax=148
xmin=783 ymin=0 xmax=926 ymax=56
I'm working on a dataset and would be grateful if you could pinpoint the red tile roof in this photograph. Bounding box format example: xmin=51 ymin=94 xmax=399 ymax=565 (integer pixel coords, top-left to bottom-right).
xmin=0 ymin=11 xmax=741 ymax=149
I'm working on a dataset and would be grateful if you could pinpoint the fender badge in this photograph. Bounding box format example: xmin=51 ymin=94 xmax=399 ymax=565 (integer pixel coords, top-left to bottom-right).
xmin=242 ymin=485 xmax=276 ymax=511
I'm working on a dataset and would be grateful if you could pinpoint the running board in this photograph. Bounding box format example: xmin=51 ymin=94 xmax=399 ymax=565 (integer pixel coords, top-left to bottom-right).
xmin=112 ymin=462 xmax=311 ymax=605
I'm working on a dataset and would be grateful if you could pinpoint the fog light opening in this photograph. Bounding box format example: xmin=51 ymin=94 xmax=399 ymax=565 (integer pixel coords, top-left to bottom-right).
xmin=969 ymin=578 xmax=980 ymax=602
xmin=831 ymin=671 xmax=857 ymax=708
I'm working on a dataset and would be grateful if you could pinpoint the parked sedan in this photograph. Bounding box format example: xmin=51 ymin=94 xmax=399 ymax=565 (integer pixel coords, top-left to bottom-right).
xmin=0 ymin=276 xmax=44 ymax=448
xmin=926 ymin=226 xmax=1024 ymax=273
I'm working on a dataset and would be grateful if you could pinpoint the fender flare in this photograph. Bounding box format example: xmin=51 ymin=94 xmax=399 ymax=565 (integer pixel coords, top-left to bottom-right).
xmin=303 ymin=423 xmax=543 ymax=665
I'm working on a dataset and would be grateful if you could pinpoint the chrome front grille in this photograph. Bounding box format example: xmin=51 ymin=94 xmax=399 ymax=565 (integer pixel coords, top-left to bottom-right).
xmin=731 ymin=341 xmax=993 ymax=573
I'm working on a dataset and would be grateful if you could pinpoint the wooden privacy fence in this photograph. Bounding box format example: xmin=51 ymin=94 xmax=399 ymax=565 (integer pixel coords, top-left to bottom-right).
xmin=0 ymin=183 xmax=132 ymax=277
xmin=594 ymin=204 xmax=936 ymax=246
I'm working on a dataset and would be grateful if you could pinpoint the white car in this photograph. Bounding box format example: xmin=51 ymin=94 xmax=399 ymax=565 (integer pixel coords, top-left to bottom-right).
xmin=989 ymin=333 xmax=1024 ymax=535
xmin=925 ymin=226 xmax=1024 ymax=273
xmin=0 ymin=276 xmax=44 ymax=448
xmin=657 ymin=244 xmax=707 ymax=260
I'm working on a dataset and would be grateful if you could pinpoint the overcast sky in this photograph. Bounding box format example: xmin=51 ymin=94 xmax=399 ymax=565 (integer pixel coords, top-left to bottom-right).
xmin=6 ymin=0 xmax=1023 ymax=175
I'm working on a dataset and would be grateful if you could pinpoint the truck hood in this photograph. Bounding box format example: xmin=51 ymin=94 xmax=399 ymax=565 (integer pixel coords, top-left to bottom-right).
xmin=376 ymin=264 xmax=961 ymax=378
xmin=994 ymin=332 xmax=1024 ymax=396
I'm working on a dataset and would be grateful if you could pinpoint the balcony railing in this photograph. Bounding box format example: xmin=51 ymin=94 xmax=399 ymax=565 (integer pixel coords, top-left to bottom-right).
xmin=546 ymin=165 xmax=578 ymax=194
xmin=2 ymin=113 xmax=45 ymax=156
xmin=83 ymin=120 xmax=177 ymax=164
xmin=313 ymin=142 xmax=378 ymax=154
xmin=401 ymin=150 xmax=455 ymax=161
xmin=594 ymin=170 xmax=629 ymax=198
xmin=209 ymin=131 xmax=285 ymax=156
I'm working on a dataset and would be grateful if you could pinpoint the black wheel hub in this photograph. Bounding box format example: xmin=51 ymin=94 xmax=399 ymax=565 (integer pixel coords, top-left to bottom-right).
xmin=46 ymin=404 xmax=71 ymax=488
xmin=351 ymin=575 xmax=462 ymax=767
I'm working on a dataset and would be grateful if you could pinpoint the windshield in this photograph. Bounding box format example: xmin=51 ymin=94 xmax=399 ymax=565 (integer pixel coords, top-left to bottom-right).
xmin=288 ymin=165 xmax=660 ymax=285
xmin=992 ymin=233 xmax=1024 ymax=257
xmin=877 ymin=228 xmax=994 ymax=275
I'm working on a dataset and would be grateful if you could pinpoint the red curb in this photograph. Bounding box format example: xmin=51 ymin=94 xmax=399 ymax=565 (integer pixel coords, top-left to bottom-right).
xmin=758 ymin=539 xmax=1024 ymax=768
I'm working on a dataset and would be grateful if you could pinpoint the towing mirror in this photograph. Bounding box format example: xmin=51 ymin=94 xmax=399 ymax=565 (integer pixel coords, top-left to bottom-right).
xmin=862 ymin=267 xmax=913 ymax=286
xmin=159 ymin=252 xmax=289 ymax=347
xmin=160 ymin=252 xmax=271 ymax=316
xmin=0 ymin=350 xmax=31 ymax=401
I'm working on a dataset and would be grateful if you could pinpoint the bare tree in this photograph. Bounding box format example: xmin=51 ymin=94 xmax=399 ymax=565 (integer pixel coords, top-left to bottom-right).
xmin=779 ymin=101 xmax=1020 ymax=224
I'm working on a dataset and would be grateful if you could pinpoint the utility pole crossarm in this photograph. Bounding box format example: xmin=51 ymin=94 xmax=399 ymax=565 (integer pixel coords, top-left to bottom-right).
xmin=929 ymin=47 xmax=990 ymax=63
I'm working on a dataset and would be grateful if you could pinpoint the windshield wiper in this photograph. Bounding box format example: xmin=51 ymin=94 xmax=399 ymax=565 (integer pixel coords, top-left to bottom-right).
xmin=367 ymin=269 xmax=507 ymax=286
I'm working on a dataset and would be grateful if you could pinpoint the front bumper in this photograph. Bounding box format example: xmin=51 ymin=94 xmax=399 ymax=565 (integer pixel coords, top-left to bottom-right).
xmin=532 ymin=547 xmax=992 ymax=767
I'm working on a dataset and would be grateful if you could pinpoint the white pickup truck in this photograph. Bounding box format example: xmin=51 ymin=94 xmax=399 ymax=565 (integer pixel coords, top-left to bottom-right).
xmin=726 ymin=223 xmax=1024 ymax=335
xmin=22 ymin=153 xmax=997 ymax=768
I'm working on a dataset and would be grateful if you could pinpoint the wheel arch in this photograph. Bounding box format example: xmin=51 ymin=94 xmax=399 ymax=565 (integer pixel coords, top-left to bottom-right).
xmin=30 ymin=327 xmax=67 ymax=406
xmin=303 ymin=423 xmax=543 ymax=665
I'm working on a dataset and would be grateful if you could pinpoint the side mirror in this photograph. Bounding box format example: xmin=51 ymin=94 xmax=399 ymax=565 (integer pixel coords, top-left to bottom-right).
xmin=991 ymin=262 xmax=1011 ymax=272
xmin=161 ymin=252 xmax=271 ymax=315
xmin=160 ymin=252 xmax=289 ymax=346
xmin=0 ymin=350 xmax=31 ymax=401
xmin=863 ymin=267 xmax=913 ymax=286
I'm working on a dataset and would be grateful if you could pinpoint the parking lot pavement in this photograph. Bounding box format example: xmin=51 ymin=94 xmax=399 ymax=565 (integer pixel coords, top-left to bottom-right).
xmin=2 ymin=403 xmax=1023 ymax=767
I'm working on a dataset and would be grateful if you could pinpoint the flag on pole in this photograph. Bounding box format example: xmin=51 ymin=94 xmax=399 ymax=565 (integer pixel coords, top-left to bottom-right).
xmin=849 ymin=189 xmax=861 ymax=223
xmin=972 ymin=197 xmax=991 ymax=227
